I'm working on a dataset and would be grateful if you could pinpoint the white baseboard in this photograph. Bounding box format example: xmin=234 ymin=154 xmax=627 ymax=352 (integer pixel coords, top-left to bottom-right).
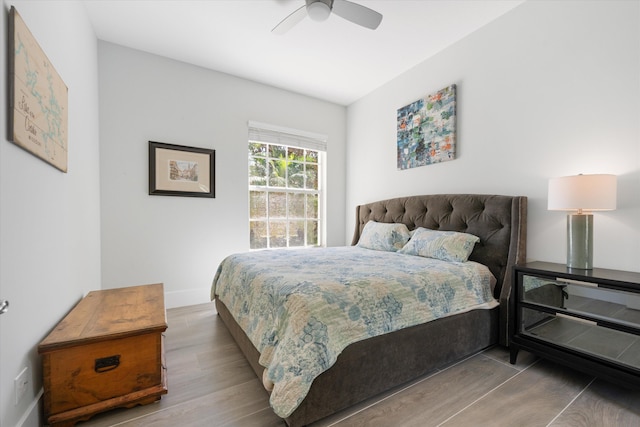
xmin=164 ymin=287 xmax=212 ymax=309
xmin=16 ymin=388 xmax=43 ymax=427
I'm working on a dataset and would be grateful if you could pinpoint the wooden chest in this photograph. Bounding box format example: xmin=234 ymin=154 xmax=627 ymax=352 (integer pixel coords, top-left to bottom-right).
xmin=38 ymin=284 xmax=168 ymax=426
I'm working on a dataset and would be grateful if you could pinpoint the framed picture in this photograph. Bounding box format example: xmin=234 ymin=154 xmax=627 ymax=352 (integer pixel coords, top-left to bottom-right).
xmin=9 ymin=6 xmax=68 ymax=172
xmin=149 ymin=141 xmax=215 ymax=198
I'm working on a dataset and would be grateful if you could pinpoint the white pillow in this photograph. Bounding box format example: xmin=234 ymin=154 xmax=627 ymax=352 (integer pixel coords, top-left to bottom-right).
xmin=356 ymin=221 xmax=411 ymax=252
xmin=398 ymin=227 xmax=479 ymax=262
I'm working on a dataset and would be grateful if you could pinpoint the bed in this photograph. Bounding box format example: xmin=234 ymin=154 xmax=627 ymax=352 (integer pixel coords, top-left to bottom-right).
xmin=212 ymin=194 xmax=527 ymax=426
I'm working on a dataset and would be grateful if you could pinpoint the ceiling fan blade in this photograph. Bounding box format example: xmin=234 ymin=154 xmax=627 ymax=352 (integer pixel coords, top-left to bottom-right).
xmin=272 ymin=4 xmax=308 ymax=35
xmin=332 ymin=0 xmax=382 ymax=30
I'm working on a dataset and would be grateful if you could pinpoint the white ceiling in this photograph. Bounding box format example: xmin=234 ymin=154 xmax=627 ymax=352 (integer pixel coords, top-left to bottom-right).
xmin=84 ymin=0 xmax=525 ymax=106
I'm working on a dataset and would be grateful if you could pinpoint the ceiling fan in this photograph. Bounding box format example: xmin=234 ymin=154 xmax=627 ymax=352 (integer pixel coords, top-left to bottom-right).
xmin=272 ymin=0 xmax=383 ymax=34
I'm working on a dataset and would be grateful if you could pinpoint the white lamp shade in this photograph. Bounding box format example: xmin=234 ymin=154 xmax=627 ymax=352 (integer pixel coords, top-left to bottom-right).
xmin=548 ymin=174 xmax=617 ymax=211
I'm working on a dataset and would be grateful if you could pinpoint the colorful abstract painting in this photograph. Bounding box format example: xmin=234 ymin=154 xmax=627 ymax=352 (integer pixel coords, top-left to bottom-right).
xmin=397 ymin=84 xmax=456 ymax=170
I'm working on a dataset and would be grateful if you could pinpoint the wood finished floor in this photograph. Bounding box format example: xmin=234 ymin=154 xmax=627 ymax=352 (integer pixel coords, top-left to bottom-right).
xmin=81 ymin=302 xmax=640 ymax=427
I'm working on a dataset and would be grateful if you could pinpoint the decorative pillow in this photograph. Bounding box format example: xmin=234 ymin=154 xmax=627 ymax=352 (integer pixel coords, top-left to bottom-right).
xmin=398 ymin=227 xmax=480 ymax=262
xmin=356 ymin=221 xmax=411 ymax=252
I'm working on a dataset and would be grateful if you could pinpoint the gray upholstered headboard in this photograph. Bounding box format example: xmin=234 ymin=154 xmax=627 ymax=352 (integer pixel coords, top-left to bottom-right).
xmin=351 ymin=194 xmax=527 ymax=345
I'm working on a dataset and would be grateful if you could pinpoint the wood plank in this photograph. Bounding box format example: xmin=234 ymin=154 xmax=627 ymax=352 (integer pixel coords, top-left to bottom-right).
xmin=330 ymin=354 xmax=518 ymax=427
xmin=220 ymin=407 xmax=287 ymax=427
xmin=46 ymin=333 xmax=162 ymax=414
xmin=161 ymin=357 xmax=259 ymax=407
xmin=106 ymin=379 xmax=275 ymax=427
xmin=47 ymin=384 xmax=166 ymax=426
xmin=482 ymin=345 xmax=538 ymax=371
xmin=84 ymin=284 xmax=166 ymax=335
xmin=39 ymin=284 xmax=166 ymax=350
xmin=550 ymin=378 xmax=640 ymax=426
xmin=440 ymin=359 xmax=593 ymax=427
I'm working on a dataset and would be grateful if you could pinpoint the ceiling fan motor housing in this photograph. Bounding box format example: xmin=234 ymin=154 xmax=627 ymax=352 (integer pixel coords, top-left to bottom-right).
xmin=306 ymin=0 xmax=333 ymax=22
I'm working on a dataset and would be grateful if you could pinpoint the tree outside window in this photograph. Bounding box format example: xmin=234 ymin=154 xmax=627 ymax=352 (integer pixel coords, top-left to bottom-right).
xmin=249 ymin=141 xmax=322 ymax=249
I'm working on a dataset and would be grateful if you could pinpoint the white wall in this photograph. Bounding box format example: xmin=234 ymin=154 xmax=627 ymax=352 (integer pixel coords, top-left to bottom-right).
xmin=346 ymin=0 xmax=640 ymax=272
xmin=98 ymin=42 xmax=347 ymax=308
xmin=0 ymin=1 xmax=101 ymax=426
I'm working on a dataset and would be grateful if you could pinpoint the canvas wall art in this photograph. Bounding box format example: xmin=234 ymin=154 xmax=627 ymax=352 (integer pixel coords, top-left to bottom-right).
xmin=9 ymin=6 xmax=68 ymax=172
xmin=397 ymin=84 xmax=456 ymax=170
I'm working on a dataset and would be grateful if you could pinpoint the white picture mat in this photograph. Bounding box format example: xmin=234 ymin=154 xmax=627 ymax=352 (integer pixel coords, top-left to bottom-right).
xmin=154 ymin=148 xmax=211 ymax=193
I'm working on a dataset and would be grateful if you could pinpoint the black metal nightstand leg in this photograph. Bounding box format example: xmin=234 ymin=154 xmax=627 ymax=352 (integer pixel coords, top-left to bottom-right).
xmin=509 ymin=346 xmax=519 ymax=364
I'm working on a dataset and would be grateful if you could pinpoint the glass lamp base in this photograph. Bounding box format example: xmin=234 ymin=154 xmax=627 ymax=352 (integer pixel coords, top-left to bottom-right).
xmin=567 ymin=213 xmax=593 ymax=269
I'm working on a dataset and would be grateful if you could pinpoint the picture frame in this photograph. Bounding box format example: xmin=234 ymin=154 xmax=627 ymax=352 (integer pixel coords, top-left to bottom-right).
xmin=149 ymin=141 xmax=215 ymax=198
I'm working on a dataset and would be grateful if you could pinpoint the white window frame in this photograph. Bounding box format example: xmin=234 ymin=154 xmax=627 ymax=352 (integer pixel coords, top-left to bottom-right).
xmin=248 ymin=121 xmax=327 ymax=249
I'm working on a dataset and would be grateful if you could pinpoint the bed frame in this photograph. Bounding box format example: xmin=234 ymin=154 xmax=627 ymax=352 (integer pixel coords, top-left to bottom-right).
xmin=215 ymin=194 xmax=527 ymax=426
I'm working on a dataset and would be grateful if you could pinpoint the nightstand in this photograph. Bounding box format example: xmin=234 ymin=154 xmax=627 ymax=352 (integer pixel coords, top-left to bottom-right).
xmin=510 ymin=261 xmax=640 ymax=389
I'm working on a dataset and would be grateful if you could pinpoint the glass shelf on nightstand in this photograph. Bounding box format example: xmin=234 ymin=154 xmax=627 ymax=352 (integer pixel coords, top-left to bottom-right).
xmin=521 ymin=307 xmax=640 ymax=371
xmin=521 ymin=275 xmax=640 ymax=332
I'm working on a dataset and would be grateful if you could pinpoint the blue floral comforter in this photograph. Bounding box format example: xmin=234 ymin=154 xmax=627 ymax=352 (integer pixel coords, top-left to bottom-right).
xmin=211 ymin=246 xmax=497 ymax=418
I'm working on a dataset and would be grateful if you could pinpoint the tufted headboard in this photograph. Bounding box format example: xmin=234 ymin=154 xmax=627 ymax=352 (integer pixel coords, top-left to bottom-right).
xmin=351 ymin=194 xmax=527 ymax=345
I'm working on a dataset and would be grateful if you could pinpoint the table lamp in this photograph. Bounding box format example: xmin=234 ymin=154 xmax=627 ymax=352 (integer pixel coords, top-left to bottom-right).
xmin=548 ymin=174 xmax=617 ymax=269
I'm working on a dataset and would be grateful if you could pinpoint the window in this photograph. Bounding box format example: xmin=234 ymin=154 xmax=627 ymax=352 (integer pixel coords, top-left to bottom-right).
xmin=248 ymin=122 xmax=326 ymax=250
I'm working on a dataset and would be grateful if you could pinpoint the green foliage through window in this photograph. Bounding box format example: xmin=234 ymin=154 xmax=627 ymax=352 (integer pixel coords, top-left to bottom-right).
xmin=249 ymin=141 xmax=322 ymax=249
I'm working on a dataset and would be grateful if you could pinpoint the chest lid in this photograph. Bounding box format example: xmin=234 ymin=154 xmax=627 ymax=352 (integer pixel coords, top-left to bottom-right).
xmin=39 ymin=283 xmax=167 ymax=352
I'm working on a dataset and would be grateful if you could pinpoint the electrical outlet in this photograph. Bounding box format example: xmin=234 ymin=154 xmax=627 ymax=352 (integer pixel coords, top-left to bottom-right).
xmin=14 ymin=367 xmax=29 ymax=405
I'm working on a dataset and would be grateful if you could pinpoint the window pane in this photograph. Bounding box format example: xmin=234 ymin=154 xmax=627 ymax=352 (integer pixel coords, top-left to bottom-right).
xmin=306 ymin=164 xmax=318 ymax=190
xmin=269 ymin=159 xmax=287 ymax=187
xmin=269 ymin=144 xmax=286 ymax=159
xmin=290 ymin=193 xmax=305 ymax=219
xmin=270 ymin=221 xmax=287 ymax=248
xmin=250 ymin=221 xmax=268 ymax=249
xmin=289 ymin=147 xmax=305 ymax=162
xmin=289 ymin=220 xmax=305 ymax=247
xmin=269 ymin=192 xmax=287 ymax=218
xmin=249 ymin=157 xmax=267 ymax=186
xmin=306 ymin=150 xmax=318 ymax=163
xmin=306 ymin=220 xmax=318 ymax=246
xmin=250 ymin=191 xmax=267 ymax=219
xmin=249 ymin=142 xmax=267 ymax=157
xmin=306 ymin=194 xmax=318 ymax=219
xmin=288 ymin=161 xmax=305 ymax=188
